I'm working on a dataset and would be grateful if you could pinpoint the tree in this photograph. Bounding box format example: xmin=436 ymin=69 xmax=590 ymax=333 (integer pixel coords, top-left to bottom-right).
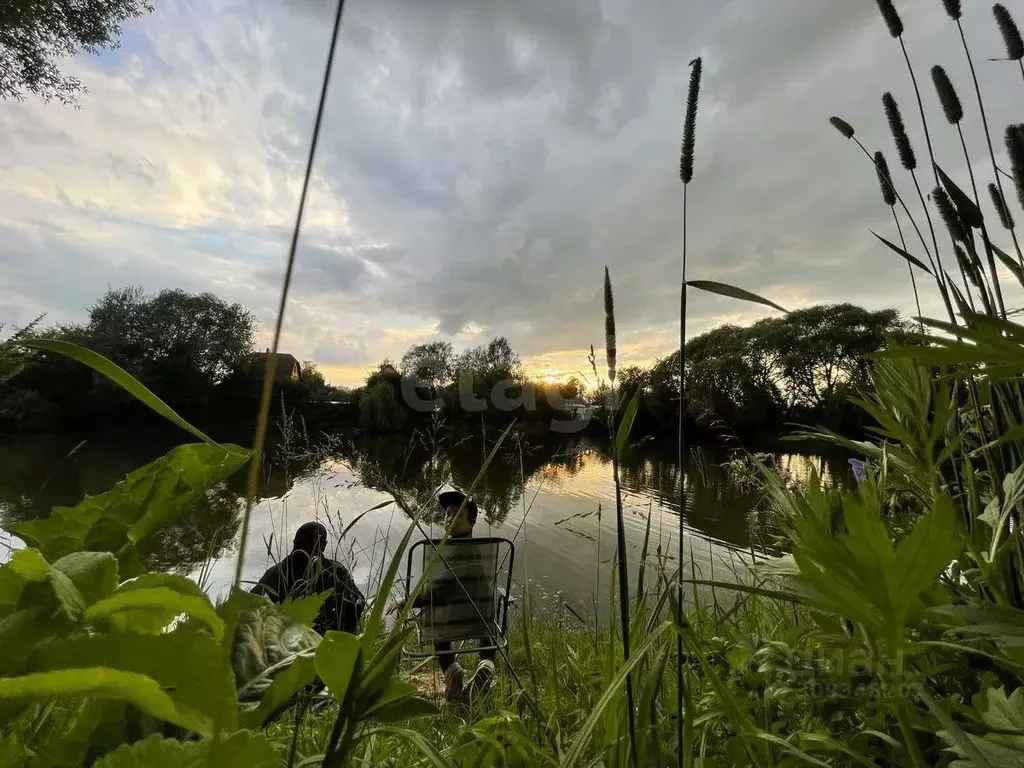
xmin=559 ymin=375 xmax=586 ymax=402
xmin=1 ymin=0 xmax=154 ymax=104
xmin=85 ymin=287 xmax=256 ymax=410
xmin=400 ymin=341 xmax=454 ymax=387
xmin=300 ymin=361 xmax=344 ymax=401
xmin=453 ymin=336 xmax=521 ymax=385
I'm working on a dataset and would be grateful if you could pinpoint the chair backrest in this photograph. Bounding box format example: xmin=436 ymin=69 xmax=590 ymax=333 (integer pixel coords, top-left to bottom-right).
xmin=406 ymin=537 xmax=513 ymax=643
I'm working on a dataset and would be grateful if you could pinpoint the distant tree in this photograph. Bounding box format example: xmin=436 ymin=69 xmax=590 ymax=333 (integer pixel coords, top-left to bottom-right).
xmin=300 ymin=361 xmax=342 ymax=401
xmin=359 ymin=381 xmax=406 ymax=431
xmin=559 ymin=375 xmax=586 ymax=402
xmin=1 ymin=0 xmax=154 ymax=104
xmin=0 ymin=315 xmax=44 ymax=382
xmin=85 ymin=287 xmax=256 ymax=410
xmin=400 ymin=341 xmax=454 ymax=387
xmin=454 ymin=336 xmax=521 ymax=385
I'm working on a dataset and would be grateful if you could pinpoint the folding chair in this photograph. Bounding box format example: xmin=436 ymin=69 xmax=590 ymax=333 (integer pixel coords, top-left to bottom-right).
xmin=402 ymin=536 xmax=515 ymax=658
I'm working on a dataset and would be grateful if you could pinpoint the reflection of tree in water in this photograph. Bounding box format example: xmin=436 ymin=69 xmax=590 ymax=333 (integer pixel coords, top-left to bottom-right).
xmin=614 ymin=443 xmax=850 ymax=550
xmin=332 ymin=430 xmax=590 ymax=526
xmin=139 ymin=485 xmax=244 ymax=573
xmin=0 ymin=429 xmax=317 ymax=574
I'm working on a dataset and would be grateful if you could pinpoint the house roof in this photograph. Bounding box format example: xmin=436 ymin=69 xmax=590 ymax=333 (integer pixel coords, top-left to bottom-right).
xmin=250 ymin=351 xmax=301 ymax=378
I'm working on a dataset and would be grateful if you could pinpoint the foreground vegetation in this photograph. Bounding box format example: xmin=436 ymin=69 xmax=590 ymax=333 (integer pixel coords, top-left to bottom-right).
xmin=3 ymin=1 xmax=1024 ymax=766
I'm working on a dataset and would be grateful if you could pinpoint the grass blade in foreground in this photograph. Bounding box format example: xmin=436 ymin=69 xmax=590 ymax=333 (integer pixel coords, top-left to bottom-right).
xmin=685 ymin=281 xmax=789 ymax=314
xmin=22 ymin=339 xmax=216 ymax=445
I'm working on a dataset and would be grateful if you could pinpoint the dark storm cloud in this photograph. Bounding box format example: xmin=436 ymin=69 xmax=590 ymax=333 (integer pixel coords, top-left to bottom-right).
xmin=2 ymin=0 xmax=1021 ymax=383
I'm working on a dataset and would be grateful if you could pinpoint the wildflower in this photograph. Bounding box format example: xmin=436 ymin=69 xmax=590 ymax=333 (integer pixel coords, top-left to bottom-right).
xmin=848 ymin=458 xmax=868 ymax=482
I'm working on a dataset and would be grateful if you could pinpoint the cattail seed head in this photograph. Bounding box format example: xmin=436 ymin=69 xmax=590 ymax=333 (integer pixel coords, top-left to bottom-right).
xmin=954 ymin=244 xmax=982 ymax=290
xmin=875 ymin=0 xmax=904 ymax=38
xmin=883 ymin=93 xmax=916 ymax=171
xmin=942 ymin=0 xmax=961 ymax=20
xmin=603 ymin=266 xmax=617 ymax=384
xmin=995 ymin=4 xmax=1024 ymax=60
xmin=1007 ymin=125 xmax=1024 ymax=212
xmin=933 ymin=186 xmax=967 ymax=243
xmin=679 ymin=57 xmax=702 ymax=184
xmin=989 ymin=183 xmax=1015 ymax=230
xmin=829 ymin=116 xmax=855 ymax=139
xmin=875 ymin=151 xmax=897 ymax=206
xmin=930 ymin=66 xmax=963 ymax=125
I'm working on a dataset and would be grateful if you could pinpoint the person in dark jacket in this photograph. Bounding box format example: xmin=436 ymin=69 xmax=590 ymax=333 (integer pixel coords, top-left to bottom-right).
xmin=252 ymin=521 xmax=365 ymax=636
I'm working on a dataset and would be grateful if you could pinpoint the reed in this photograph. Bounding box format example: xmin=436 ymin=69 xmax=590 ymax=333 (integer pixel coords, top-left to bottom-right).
xmin=676 ymin=54 xmax=702 ymax=768
xmin=994 ymin=4 xmax=1024 ymax=85
xmin=602 ymin=266 xmax=637 ymax=765
xmin=882 ymin=92 xmax=954 ymax=313
xmin=875 ymin=149 xmax=923 ymax=324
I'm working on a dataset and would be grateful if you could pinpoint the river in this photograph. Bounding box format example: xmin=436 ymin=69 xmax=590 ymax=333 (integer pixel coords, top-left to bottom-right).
xmin=0 ymin=426 xmax=849 ymax=611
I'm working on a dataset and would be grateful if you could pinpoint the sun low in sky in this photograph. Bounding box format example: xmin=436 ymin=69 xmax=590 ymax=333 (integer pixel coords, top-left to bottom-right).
xmin=1 ymin=0 xmax=1019 ymax=386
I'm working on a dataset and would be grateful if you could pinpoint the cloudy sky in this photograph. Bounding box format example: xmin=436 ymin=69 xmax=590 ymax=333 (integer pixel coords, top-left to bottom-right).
xmin=1 ymin=0 xmax=1021 ymax=386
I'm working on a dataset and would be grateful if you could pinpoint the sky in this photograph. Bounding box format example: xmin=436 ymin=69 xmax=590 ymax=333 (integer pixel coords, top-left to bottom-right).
xmin=1 ymin=0 xmax=1022 ymax=387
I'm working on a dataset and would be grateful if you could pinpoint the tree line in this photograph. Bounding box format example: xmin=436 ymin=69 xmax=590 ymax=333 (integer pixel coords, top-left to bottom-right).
xmin=0 ymin=287 xmax=341 ymax=432
xmin=352 ymin=303 xmax=914 ymax=438
xmin=0 ymin=287 xmax=912 ymax=439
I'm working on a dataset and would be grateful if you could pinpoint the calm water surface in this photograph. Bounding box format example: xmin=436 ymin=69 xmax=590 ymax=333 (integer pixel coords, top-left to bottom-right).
xmin=0 ymin=428 xmax=848 ymax=609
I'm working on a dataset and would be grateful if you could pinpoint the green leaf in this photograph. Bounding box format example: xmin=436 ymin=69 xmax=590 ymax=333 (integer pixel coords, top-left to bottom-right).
xmin=115 ymin=573 xmax=209 ymax=600
xmin=871 ymin=231 xmax=935 ymax=275
xmin=990 ymin=240 xmax=1024 ymax=289
xmin=936 ymin=164 xmax=983 ymax=228
xmin=365 ymin=681 xmax=439 ymax=722
xmin=686 ymin=280 xmax=790 ymax=314
xmin=278 ymin=591 xmax=331 ymax=628
xmin=316 ymin=631 xmax=361 ymax=704
xmin=94 ymin=731 xmax=279 ymax=767
xmin=892 ymin=495 xmax=962 ymax=611
xmin=51 ymin=552 xmax=118 ymax=605
xmin=614 ymin=390 xmax=640 ymax=459
xmin=239 ymin=651 xmax=317 ymax=729
xmin=0 ymin=668 xmax=210 ymax=736
xmin=6 ymin=549 xmax=50 ymax=582
xmin=93 ymin=734 xmax=200 ymax=768
xmin=86 ymin=587 xmax=224 ymax=639
xmin=12 ymin=443 xmax=249 ymax=560
xmin=0 ymin=606 xmax=69 ymax=678
xmin=8 ymin=550 xmax=89 ymax=621
xmin=37 ymin=626 xmax=237 ymax=731
xmin=22 ymin=339 xmax=216 ymax=444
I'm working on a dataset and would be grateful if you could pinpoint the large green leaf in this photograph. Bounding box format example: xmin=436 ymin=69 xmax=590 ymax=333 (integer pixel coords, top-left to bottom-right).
xmin=36 ymin=626 xmax=237 ymax=731
xmin=5 ymin=549 xmax=89 ymax=621
xmin=86 ymin=587 xmax=224 ymax=639
xmin=278 ymin=591 xmax=331 ymax=628
xmin=52 ymin=551 xmax=119 ymax=605
xmin=0 ymin=668 xmax=209 ymax=736
xmin=22 ymin=339 xmax=216 ymax=445
xmin=686 ymin=280 xmax=789 ymax=314
xmin=316 ymin=631 xmax=362 ymax=704
xmin=0 ymin=606 xmax=69 ymax=678
xmin=11 ymin=443 xmax=249 ymax=560
xmin=238 ymin=651 xmax=317 ymax=729
xmin=94 ymin=731 xmax=279 ymax=767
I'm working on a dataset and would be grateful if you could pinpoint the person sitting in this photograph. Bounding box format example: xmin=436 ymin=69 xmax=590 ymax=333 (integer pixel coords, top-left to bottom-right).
xmin=252 ymin=521 xmax=365 ymax=636
xmin=411 ymin=490 xmax=497 ymax=702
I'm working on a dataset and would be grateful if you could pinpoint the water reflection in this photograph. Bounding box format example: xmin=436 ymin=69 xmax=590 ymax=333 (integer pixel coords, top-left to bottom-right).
xmin=0 ymin=427 xmax=850 ymax=604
